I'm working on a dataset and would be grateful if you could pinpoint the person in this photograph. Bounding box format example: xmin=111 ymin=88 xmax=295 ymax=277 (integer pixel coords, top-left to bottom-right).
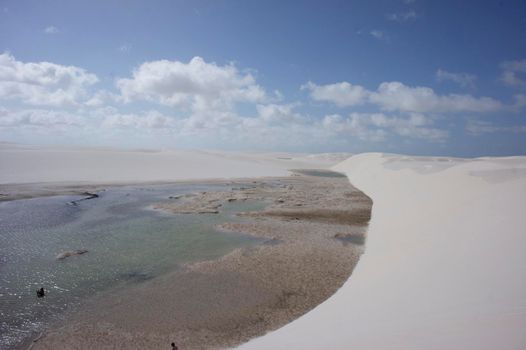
xmin=171 ymin=343 xmax=178 ymax=350
xmin=36 ymin=287 xmax=45 ymax=298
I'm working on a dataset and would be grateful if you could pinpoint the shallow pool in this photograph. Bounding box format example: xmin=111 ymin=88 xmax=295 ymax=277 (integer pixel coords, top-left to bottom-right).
xmin=0 ymin=183 xmax=264 ymax=349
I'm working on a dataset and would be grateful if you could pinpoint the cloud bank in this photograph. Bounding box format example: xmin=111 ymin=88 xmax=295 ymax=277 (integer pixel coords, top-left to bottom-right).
xmin=0 ymin=52 xmax=524 ymax=151
xmin=303 ymin=80 xmax=502 ymax=113
xmin=0 ymin=53 xmax=98 ymax=107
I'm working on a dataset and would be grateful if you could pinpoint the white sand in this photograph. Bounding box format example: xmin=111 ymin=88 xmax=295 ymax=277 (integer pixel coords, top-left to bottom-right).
xmin=0 ymin=143 xmax=350 ymax=184
xmin=4 ymin=144 xmax=525 ymax=349
xmin=238 ymin=153 xmax=526 ymax=350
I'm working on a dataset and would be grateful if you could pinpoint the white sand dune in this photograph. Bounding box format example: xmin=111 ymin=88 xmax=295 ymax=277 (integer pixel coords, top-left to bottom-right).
xmin=3 ymin=145 xmax=525 ymax=348
xmin=238 ymin=153 xmax=526 ymax=350
xmin=0 ymin=143 xmax=350 ymax=184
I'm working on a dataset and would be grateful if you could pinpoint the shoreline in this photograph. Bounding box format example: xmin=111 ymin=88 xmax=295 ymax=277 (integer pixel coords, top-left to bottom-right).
xmin=0 ymin=176 xmax=293 ymax=203
xmin=238 ymin=154 xmax=526 ymax=350
xmin=22 ymin=172 xmax=371 ymax=350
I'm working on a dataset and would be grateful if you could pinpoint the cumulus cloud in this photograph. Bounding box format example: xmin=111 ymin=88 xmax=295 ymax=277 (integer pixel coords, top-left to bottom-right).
xmin=100 ymin=108 xmax=173 ymax=129
xmin=85 ymin=90 xmax=122 ymax=107
xmin=386 ymin=11 xmax=418 ymax=22
xmin=436 ymin=69 xmax=476 ymax=89
xmin=0 ymin=103 xmax=452 ymax=151
xmin=116 ymin=57 xmax=266 ymax=110
xmin=322 ymin=112 xmax=448 ymax=142
xmin=256 ymin=103 xmax=303 ymax=124
xmin=44 ymin=26 xmax=59 ymax=34
xmin=181 ymin=111 xmax=241 ymax=133
xmin=0 ymin=107 xmax=83 ymax=127
xmin=322 ymin=113 xmax=387 ymax=142
xmin=0 ymin=52 xmax=98 ymax=106
xmin=466 ymin=119 xmax=526 ymax=135
xmin=302 ymin=81 xmax=368 ymax=107
xmin=500 ymin=59 xmax=526 ymax=88
xmin=304 ymin=80 xmax=502 ymax=113
xmin=369 ymin=82 xmax=501 ymax=113
xmin=0 ymin=106 xmax=181 ymax=136
xmin=4 ymin=52 xmax=518 ymax=150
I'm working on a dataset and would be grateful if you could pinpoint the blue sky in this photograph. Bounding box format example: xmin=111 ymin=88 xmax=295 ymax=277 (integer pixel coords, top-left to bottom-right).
xmin=0 ymin=0 xmax=525 ymax=156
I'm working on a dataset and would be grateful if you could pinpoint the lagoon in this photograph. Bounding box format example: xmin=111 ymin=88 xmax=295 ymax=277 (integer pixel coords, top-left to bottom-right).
xmin=0 ymin=183 xmax=263 ymax=349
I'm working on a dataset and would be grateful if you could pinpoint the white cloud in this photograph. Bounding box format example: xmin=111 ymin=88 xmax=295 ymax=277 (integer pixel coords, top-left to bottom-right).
xmin=85 ymin=90 xmax=122 ymax=107
xmin=256 ymin=103 xmax=303 ymax=124
xmin=44 ymin=26 xmax=59 ymax=34
xmin=370 ymin=30 xmax=385 ymax=40
xmin=0 ymin=106 xmax=179 ymax=133
xmin=302 ymin=81 xmax=368 ymax=107
xmin=370 ymin=82 xmax=501 ymax=113
xmin=180 ymin=111 xmax=241 ymax=133
xmin=322 ymin=112 xmax=448 ymax=142
xmin=0 ymin=107 xmax=82 ymax=127
xmin=0 ymin=52 xmax=98 ymax=107
xmin=386 ymin=11 xmax=418 ymax=22
xmin=0 ymin=102 xmax=451 ymax=151
xmin=436 ymin=69 xmax=476 ymax=89
xmin=100 ymin=109 xmax=173 ymax=129
xmin=305 ymin=80 xmax=502 ymax=113
xmin=4 ymin=52 xmax=521 ymax=151
xmin=500 ymin=59 xmax=526 ymax=88
xmin=322 ymin=113 xmax=387 ymax=142
xmin=116 ymin=57 xmax=266 ymax=110
xmin=466 ymin=119 xmax=526 ymax=135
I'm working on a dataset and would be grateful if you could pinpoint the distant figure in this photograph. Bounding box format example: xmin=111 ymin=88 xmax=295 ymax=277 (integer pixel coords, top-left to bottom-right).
xmin=171 ymin=343 xmax=178 ymax=350
xmin=36 ymin=287 xmax=45 ymax=298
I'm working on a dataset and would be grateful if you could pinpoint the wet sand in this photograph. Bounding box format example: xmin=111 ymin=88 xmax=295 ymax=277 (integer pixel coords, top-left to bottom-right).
xmin=27 ymin=171 xmax=372 ymax=350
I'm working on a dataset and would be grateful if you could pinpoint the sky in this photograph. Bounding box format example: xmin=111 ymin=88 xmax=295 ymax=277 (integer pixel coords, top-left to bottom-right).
xmin=0 ymin=0 xmax=525 ymax=156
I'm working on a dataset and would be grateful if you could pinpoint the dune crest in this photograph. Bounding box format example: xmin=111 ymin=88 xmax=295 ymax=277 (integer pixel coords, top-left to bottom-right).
xmin=239 ymin=153 xmax=526 ymax=350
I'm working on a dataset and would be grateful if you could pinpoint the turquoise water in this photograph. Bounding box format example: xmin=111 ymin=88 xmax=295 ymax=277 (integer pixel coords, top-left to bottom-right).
xmin=0 ymin=183 xmax=265 ymax=349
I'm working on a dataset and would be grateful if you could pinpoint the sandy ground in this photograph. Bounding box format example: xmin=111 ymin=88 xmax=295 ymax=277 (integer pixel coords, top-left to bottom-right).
xmin=238 ymin=153 xmax=526 ymax=350
xmin=0 ymin=142 xmax=350 ymax=185
xmin=10 ymin=145 xmax=523 ymax=349
xmin=26 ymin=171 xmax=371 ymax=350
xmin=0 ymin=143 xmax=350 ymax=202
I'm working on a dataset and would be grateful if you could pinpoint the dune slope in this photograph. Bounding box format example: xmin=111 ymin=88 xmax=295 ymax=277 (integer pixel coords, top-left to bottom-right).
xmin=238 ymin=153 xmax=526 ymax=350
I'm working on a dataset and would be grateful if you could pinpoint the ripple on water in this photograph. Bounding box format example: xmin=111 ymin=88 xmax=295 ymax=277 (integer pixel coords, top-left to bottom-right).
xmin=0 ymin=183 xmax=263 ymax=349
